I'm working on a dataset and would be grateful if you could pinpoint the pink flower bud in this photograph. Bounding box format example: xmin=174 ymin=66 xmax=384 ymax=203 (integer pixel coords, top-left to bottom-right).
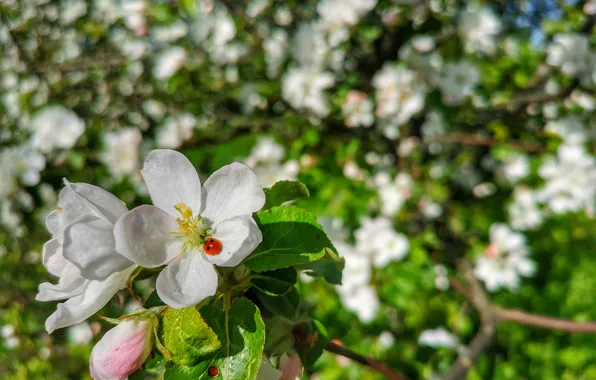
xmin=90 ymin=319 xmax=154 ymax=380
xmin=279 ymin=354 xmax=303 ymax=380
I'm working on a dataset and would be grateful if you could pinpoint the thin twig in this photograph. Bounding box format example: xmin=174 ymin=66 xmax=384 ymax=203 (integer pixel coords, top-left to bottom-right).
xmin=496 ymin=308 xmax=596 ymax=333
xmin=439 ymin=323 xmax=496 ymax=380
xmin=444 ymin=259 xmax=596 ymax=378
xmin=427 ymin=134 xmax=544 ymax=153
xmin=324 ymin=342 xmax=407 ymax=380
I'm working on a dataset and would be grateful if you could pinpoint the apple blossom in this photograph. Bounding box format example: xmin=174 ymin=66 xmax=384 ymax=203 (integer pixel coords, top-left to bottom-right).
xmin=114 ymin=149 xmax=265 ymax=308
xmin=90 ymin=319 xmax=154 ymax=380
xmin=37 ymin=180 xmax=136 ymax=333
xmin=473 ymin=223 xmax=536 ymax=292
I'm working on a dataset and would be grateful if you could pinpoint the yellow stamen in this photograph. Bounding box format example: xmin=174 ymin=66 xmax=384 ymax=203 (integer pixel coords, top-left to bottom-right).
xmin=170 ymin=203 xmax=212 ymax=252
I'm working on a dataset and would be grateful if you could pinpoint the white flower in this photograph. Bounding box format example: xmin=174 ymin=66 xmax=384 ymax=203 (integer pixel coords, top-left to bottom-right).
xmin=545 ymin=116 xmax=587 ymax=145
xmin=253 ymin=161 xmax=300 ymax=188
xmin=282 ymin=67 xmax=335 ymax=117
xmin=90 ymin=319 xmax=154 ymax=380
xmin=419 ymin=197 xmax=442 ymax=220
xmin=11 ymin=144 xmax=46 ymax=186
xmin=338 ymin=243 xmax=372 ymax=293
xmin=245 ymin=137 xmax=286 ymax=168
xmin=376 ymin=173 xmax=413 ymax=217
xmin=343 ymin=160 xmax=365 ymax=181
xmin=152 ymin=20 xmax=188 ymax=42
xmin=355 ymin=216 xmax=409 ymax=267
xmin=439 ymin=61 xmax=480 ymax=105
xmin=36 ymin=181 xmax=136 ymax=333
xmin=263 ymin=29 xmax=288 ymax=78
xmin=114 ymin=150 xmax=265 ymax=308
xmin=100 ymin=128 xmax=142 ymax=180
xmin=239 ymin=84 xmax=267 ymax=114
xmin=60 ymin=0 xmax=87 ymax=25
xmin=373 ymin=65 xmax=425 ymax=125
xmin=342 ymin=91 xmax=374 ymax=128
xmin=153 ymin=47 xmax=187 ymax=80
xmin=537 ymin=144 xmax=596 ymax=214
xmin=339 ymin=285 xmax=379 ymax=323
xmin=508 ymin=187 xmax=543 ymax=231
xmin=500 ymin=153 xmax=530 ymax=184
xmin=30 ymin=106 xmax=85 ymax=153
xmin=68 ymin=322 xmax=94 ymax=345
xmin=292 ymin=23 xmax=329 ymax=68
xmin=377 ymin=331 xmax=395 ymax=349
xmin=547 ymin=33 xmax=591 ymax=76
xmin=458 ymin=6 xmax=501 ymax=55
xmin=433 ymin=264 xmax=449 ymax=291
xmin=1 ymin=324 xmax=15 ymax=339
xmin=474 ymin=224 xmax=536 ymax=292
xmin=317 ymin=0 xmax=359 ymax=46
xmin=156 ymin=113 xmax=197 ymax=149
xmin=418 ymin=328 xmax=458 ymax=348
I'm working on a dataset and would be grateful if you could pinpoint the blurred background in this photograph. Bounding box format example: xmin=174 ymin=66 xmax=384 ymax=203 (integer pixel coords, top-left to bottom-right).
xmin=1 ymin=0 xmax=596 ymax=379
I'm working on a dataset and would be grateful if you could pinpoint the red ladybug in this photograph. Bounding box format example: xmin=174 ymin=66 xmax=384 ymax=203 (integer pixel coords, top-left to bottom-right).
xmin=203 ymin=238 xmax=223 ymax=256
xmin=208 ymin=366 xmax=219 ymax=377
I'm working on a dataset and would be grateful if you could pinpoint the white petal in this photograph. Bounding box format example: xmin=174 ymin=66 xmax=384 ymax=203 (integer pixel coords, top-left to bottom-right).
xmin=67 ymin=181 xmax=128 ymax=224
xmin=63 ymin=217 xmax=133 ymax=280
xmin=156 ymin=253 xmax=218 ymax=309
xmin=45 ymin=266 xmax=135 ymax=334
xmin=46 ymin=181 xmax=128 ymax=235
xmin=42 ymin=238 xmax=69 ymax=276
xmin=141 ymin=149 xmax=201 ymax=217
xmin=206 ymin=216 xmax=262 ymax=267
xmin=114 ymin=205 xmax=181 ymax=268
xmin=200 ymin=163 xmax=265 ymax=224
xmin=36 ymin=263 xmax=87 ymax=302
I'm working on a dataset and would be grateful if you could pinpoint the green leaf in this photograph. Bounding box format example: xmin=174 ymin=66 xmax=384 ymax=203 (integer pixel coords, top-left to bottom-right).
xmin=251 ymin=267 xmax=297 ymax=296
xmin=144 ymin=291 xmax=165 ymax=308
xmin=298 ymin=249 xmax=344 ymax=285
xmin=244 ymin=206 xmax=342 ymax=276
xmin=165 ymin=298 xmax=266 ymax=380
xmin=263 ymin=181 xmax=310 ymax=209
xmin=160 ymin=307 xmax=222 ymax=366
xmin=256 ymin=287 xmax=300 ymax=320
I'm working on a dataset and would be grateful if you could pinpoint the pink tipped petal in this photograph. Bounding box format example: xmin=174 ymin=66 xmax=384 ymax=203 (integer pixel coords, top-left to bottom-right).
xmin=42 ymin=238 xmax=70 ymax=277
xmin=141 ymin=149 xmax=202 ymax=217
xmin=279 ymin=354 xmax=303 ymax=380
xmin=90 ymin=319 xmax=154 ymax=380
xmin=114 ymin=205 xmax=181 ymax=268
xmin=156 ymin=253 xmax=218 ymax=309
xmin=200 ymin=162 xmax=266 ymax=225
xmin=206 ymin=216 xmax=262 ymax=267
xmin=63 ymin=217 xmax=133 ymax=281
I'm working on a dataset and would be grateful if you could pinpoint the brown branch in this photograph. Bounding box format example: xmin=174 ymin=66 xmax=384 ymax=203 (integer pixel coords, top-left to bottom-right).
xmin=428 ymin=134 xmax=544 ymax=153
xmin=30 ymin=55 xmax=128 ymax=73
xmin=439 ymin=322 xmax=496 ymax=380
xmin=444 ymin=258 xmax=596 ymax=379
xmin=324 ymin=342 xmax=407 ymax=380
xmin=496 ymin=308 xmax=596 ymax=333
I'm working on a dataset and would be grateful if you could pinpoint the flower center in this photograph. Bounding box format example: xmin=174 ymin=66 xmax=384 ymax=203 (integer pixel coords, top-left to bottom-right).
xmin=171 ymin=203 xmax=212 ymax=251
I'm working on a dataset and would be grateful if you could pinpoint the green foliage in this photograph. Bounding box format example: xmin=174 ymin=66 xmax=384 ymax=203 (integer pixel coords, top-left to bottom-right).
xmin=245 ymin=206 xmax=343 ymax=281
xmin=160 ymin=307 xmax=222 ymax=366
xmin=263 ymin=180 xmax=310 ymax=209
xmin=164 ymin=298 xmax=265 ymax=380
xmin=251 ymin=267 xmax=298 ymax=296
